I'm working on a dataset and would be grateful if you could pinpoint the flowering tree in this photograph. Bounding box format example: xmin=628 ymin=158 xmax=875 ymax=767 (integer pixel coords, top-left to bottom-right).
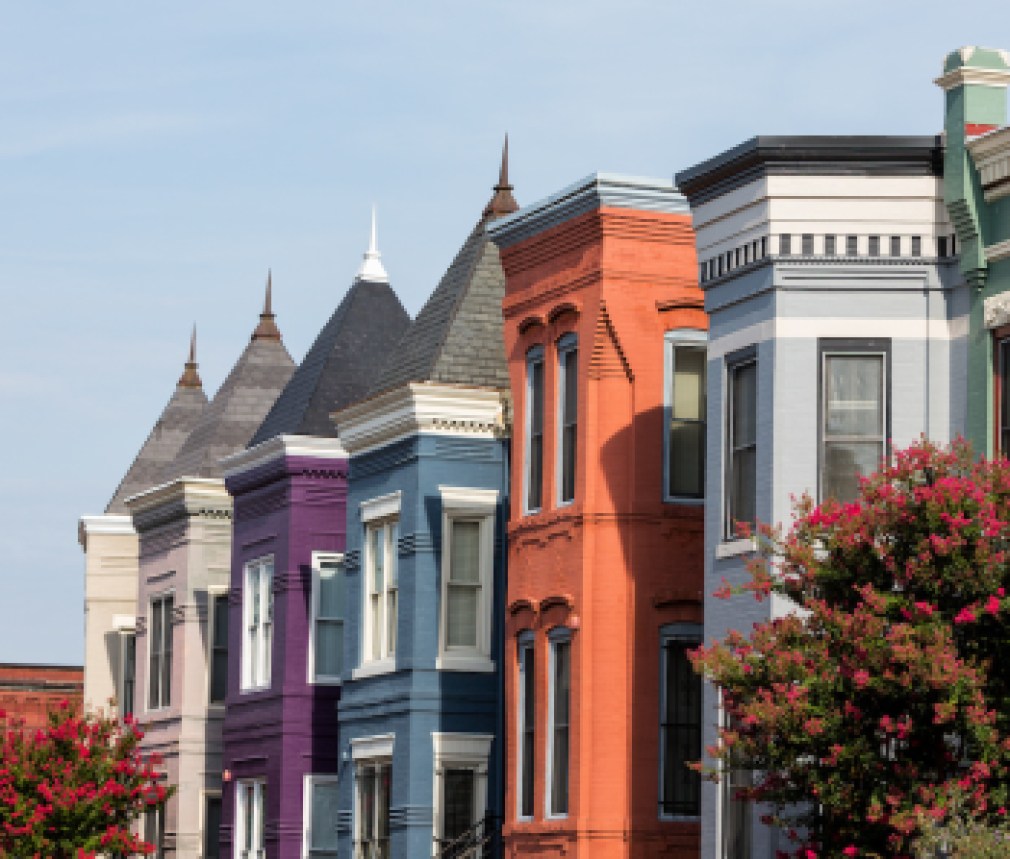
xmin=0 ymin=702 xmax=170 ymax=856
xmin=692 ymin=440 xmax=1010 ymax=858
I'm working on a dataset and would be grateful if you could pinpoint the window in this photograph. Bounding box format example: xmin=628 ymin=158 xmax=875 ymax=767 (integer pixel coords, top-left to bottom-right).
xmin=819 ymin=339 xmax=889 ymax=503
xmin=148 ymin=594 xmax=173 ymax=710
xmin=890 ymin=235 xmax=901 ymax=257
xmin=517 ymin=633 xmax=535 ymax=820
xmin=546 ymin=629 xmax=571 ymax=818
xmin=911 ymin=236 xmax=922 ymax=257
xmin=825 ymin=234 xmax=836 ymax=256
xmin=778 ymin=234 xmax=791 ymax=255
xmin=209 ymin=591 xmax=228 ymax=704
xmin=726 ymin=354 xmax=757 ymax=537
xmin=204 ymin=794 xmax=222 ymax=859
xmin=309 ymin=553 xmax=345 ymax=683
xmin=242 ymin=557 xmax=274 ymax=691
xmin=144 ymin=805 xmax=165 ymax=859
xmin=659 ymin=626 xmax=702 ymax=818
xmin=438 ymin=487 xmax=497 ymax=670
xmin=525 ymin=346 xmax=545 ymax=512
xmin=557 ymin=334 xmax=578 ymax=504
xmin=868 ymin=235 xmax=880 ymax=256
xmin=117 ymin=627 xmax=136 ymax=719
xmin=356 ymin=760 xmax=391 ymax=859
xmin=720 ymin=709 xmax=752 ymax=859
xmin=366 ymin=520 xmax=398 ymax=664
xmin=998 ymin=333 xmax=1010 ymax=457
xmin=433 ymin=734 xmax=492 ymax=853
xmin=303 ymin=776 xmax=339 ymax=858
xmin=235 ymin=779 xmax=266 ymax=859
xmin=801 ymin=234 xmax=813 ymax=255
xmin=938 ymin=235 xmax=949 ymax=257
xmin=759 ymin=237 xmax=767 ymax=258
xmin=846 ymin=235 xmax=858 ymax=256
xmin=665 ymin=331 xmax=707 ymax=500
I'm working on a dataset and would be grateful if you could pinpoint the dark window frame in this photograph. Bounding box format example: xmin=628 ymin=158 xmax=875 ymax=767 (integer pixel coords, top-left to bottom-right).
xmin=725 ymin=348 xmax=758 ymax=539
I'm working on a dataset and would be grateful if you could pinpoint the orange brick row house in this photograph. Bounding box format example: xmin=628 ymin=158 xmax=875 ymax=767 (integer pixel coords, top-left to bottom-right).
xmin=489 ymin=174 xmax=706 ymax=858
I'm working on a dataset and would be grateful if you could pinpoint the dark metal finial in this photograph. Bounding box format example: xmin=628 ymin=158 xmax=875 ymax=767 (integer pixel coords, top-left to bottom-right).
xmin=483 ymin=135 xmax=519 ymax=219
xmin=252 ymin=269 xmax=282 ymax=341
xmin=178 ymin=324 xmax=203 ymax=388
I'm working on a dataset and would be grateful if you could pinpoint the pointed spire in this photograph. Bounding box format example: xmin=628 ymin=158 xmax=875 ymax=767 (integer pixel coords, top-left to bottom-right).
xmin=252 ymin=269 xmax=282 ymax=341
xmin=483 ymin=135 xmax=519 ymax=219
xmin=177 ymin=324 xmax=203 ymax=388
xmin=355 ymin=205 xmax=390 ymax=283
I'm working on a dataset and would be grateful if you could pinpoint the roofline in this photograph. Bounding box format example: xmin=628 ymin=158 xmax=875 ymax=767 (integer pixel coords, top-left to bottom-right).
xmin=0 ymin=663 xmax=83 ymax=671
xmin=221 ymin=433 xmax=348 ymax=480
xmin=488 ymin=172 xmax=688 ymax=249
xmin=675 ymin=135 xmax=944 ymax=206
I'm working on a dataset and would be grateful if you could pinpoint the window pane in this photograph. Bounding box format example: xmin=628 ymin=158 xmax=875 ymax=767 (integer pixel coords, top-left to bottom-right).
xmin=387 ymin=589 xmax=397 ymax=656
xmin=668 ymin=421 xmax=704 ymax=498
xmin=310 ymin=781 xmax=339 ymax=851
xmin=673 ymin=346 xmax=705 ymax=421
xmin=551 ymin=640 xmax=570 ymax=816
xmin=825 ymin=355 xmax=883 ymax=437
xmin=318 ymin=562 xmax=345 ymax=619
xmin=520 ymin=644 xmax=535 ymax=818
xmin=528 ymin=357 xmax=544 ymax=510
xmin=661 ymin=641 xmax=701 ymax=816
xmin=447 ymin=586 xmax=479 ymax=648
xmin=210 ymin=595 xmax=228 ymax=704
xmin=823 ymin=440 xmax=883 ymax=503
xmin=730 ymin=446 xmax=757 ymax=528
xmin=316 ymin=620 xmax=343 ymax=677
xmin=450 ymin=521 xmax=481 ymax=583
xmin=122 ymin=633 xmax=136 ymax=718
xmin=731 ymin=363 xmax=757 ymax=447
xmin=443 ymin=769 xmax=476 ymax=843
xmin=204 ymin=797 xmax=222 ymax=859
xmin=1002 ymin=341 xmax=1010 ymax=456
xmin=371 ymin=528 xmax=383 ymax=593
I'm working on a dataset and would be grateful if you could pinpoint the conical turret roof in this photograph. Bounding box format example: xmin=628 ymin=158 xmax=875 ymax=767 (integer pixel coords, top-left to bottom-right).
xmin=371 ymin=139 xmax=517 ymax=396
xmin=105 ymin=329 xmax=209 ymax=513
xmin=163 ymin=276 xmax=296 ymax=481
xmin=250 ymin=213 xmax=411 ymax=445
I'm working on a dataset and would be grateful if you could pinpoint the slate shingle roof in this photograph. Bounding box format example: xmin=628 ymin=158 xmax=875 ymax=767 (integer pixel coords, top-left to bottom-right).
xmin=249 ymin=277 xmax=410 ymax=446
xmin=163 ymin=309 xmax=296 ymax=481
xmin=104 ymin=380 xmax=208 ymax=514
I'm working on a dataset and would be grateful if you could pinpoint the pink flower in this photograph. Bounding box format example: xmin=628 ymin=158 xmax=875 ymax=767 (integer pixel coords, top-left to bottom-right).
xmin=853 ymin=669 xmax=870 ymax=689
xmin=954 ymin=607 xmax=976 ymax=625
xmin=843 ymin=847 xmax=858 ymax=857
xmin=987 ymin=595 xmax=1002 ymax=616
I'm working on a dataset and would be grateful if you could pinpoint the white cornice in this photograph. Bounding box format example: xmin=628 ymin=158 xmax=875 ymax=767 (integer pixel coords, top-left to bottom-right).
xmin=439 ymin=485 xmax=499 ymax=512
xmin=360 ymin=490 xmax=402 ymax=524
xmin=935 ymin=67 xmax=1010 ymax=91
xmin=987 ymin=238 xmax=1010 ymax=263
xmin=221 ymin=434 xmax=348 ymax=479
xmin=332 ymin=383 xmax=509 ymax=457
xmin=350 ymin=733 xmax=395 ymax=761
xmin=124 ymin=476 xmax=230 ymax=516
xmin=968 ymin=127 xmax=1010 ymax=201
xmin=78 ymin=514 xmax=135 ymax=548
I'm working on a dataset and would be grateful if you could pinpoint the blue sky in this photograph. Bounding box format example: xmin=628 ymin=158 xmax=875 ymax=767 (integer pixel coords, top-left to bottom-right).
xmin=0 ymin=1 xmax=1003 ymax=663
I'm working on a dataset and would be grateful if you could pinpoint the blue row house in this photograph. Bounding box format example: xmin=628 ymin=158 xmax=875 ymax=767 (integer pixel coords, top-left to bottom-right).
xmin=329 ymin=146 xmax=518 ymax=858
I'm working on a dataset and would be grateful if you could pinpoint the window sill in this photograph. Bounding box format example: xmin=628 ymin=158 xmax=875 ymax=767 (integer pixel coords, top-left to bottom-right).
xmin=239 ymin=684 xmax=271 ymax=695
xmin=659 ymin=813 xmax=701 ymax=823
xmin=352 ymin=658 xmax=396 ymax=680
xmin=663 ymin=496 xmax=705 ymax=506
xmin=435 ymin=654 xmax=495 ymax=673
xmin=715 ymin=537 xmax=756 ymax=559
xmin=308 ymin=676 xmax=343 ymax=686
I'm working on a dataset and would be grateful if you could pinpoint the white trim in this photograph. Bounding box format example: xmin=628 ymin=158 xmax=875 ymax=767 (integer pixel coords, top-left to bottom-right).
xmin=234 ymin=778 xmax=266 ymax=859
xmin=124 ymin=476 xmax=229 ymax=515
xmin=241 ymin=555 xmax=274 ymax=692
xmin=302 ymin=774 xmax=340 ymax=859
xmin=360 ymin=491 xmax=402 ymax=524
xmin=308 ymin=552 xmax=345 ymax=686
xmin=664 ymin=329 xmax=708 ymax=503
xmin=79 ymin=514 xmax=135 ymax=538
xmin=222 ymin=434 xmax=347 ymax=479
xmin=555 ymin=333 xmax=578 ymax=507
xmin=524 ymin=347 xmax=545 ymax=515
xmin=350 ymin=732 xmax=395 ymax=761
xmin=431 ymin=733 xmax=493 ymax=857
xmin=359 ymin=518 xmax=398 ymax=669
xmin=438 ymin=486 xmax=499 ymax=512
xmin=935 ymin=65 xmax=1010 ymax=91
xmin=333 ymin=383 xmax=509 ymax=457
xmin=351 ymin=657 xmax=396 ymax=680
xmin=515 ymin=633 xmax=535 ymax=822
xmin=545 ymin=630 xmax=571 ymax=819
xmin=987 ymin=237 xmax=1010 ymax=263
xmin=113 ymin=614 xmax=136 ymax=632
xmin=146 ymin=589 xmax=175 ymax=712
xmin=714 ymin=537 xmax=756 ymax=559
xmin=435 ymin=654 xmax=495 ymax=672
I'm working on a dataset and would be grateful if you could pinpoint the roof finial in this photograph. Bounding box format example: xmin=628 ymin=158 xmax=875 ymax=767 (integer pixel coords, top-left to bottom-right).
xmin=355 ymin=205 xmax=390 ymax=283
xmin=483 ymin=134 xmax=519 ymax=219
xmin=252 ymin=269 xmax=282 ymax=341
xmin=178 ymin=324 xmax=203 ymax=388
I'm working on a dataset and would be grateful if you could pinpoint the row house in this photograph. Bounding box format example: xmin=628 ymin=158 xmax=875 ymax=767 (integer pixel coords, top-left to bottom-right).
xmin=489 ymin=173 xmax=706 ymax=859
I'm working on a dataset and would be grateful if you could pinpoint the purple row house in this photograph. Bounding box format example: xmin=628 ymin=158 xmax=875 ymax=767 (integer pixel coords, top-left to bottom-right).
xmin=218 ymin=218 xmax=409 ymax=859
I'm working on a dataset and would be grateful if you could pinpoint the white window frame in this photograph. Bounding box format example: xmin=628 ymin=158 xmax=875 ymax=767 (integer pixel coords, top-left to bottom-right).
xmin=113 ymin=615 xmax=136 ymax=720
xmin=516 ymin=631 xmax=535 ymax=821
xmin=436 ymin=486 xmax=497 ymax=673
xmin=351 ymin=734 xmax=394 ymax=859
xmin=207 ymin=587 xmax=229 ymax=706
xmin=201 ymin=789 xmax=223 ymax=859
xmin=524 ymin=345 xmax=545 ymax=514
xmin=545 ymin=628 xmax=572 ymax=819
xmin=241 ymin=556 xmax=274 ymax=692
xmin=663 ymin=329 xmax=707 ymax=503
xmin=556 ymin=333 xmax=578 ymax=506
xmin=302 ymin=774 xmax=340 ymax=859
xmin=658 ymin=624 xmax=703 ymax=820
xmin=354 ymin=492 xmax=401 ymax=680
xmin=147 ymin=591 xmax=174 ymax=712
xmin=432 ymin=733 xmax=493 ymax=856
xmin=308 ymin=552 xmax=346 ymax=685
xmin=234 ymin=778 xmax=266 ymax=859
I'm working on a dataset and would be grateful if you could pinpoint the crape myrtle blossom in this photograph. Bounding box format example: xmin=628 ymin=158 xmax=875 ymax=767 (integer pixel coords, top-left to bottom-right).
xmin=692 ymin=439 xmax=1010 ymax=858
xmin=0 ymin=701 xmax=172 ymax=857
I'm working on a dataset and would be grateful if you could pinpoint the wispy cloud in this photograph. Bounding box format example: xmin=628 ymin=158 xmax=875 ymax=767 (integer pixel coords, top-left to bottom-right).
xmin=0 ymin=111 xmax=219 ymax=159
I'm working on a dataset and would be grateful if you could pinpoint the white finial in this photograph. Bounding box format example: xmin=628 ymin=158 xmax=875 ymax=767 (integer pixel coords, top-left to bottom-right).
xmin=355 ymin=205 xmax=389 ymax=283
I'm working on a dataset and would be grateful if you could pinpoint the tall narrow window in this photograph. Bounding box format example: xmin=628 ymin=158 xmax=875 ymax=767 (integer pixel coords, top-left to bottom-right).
xmin=144 ymin=805 xmax=165 ymax=859
xmin=820 ymin=339 xmax=889 ymax=503
xmin=303 ymin=775 xmax=339 ymax=858
xmin=209 ymin=592 xmax=228 ymax=704
xmin=779 ymin=234 xmax=791 ymax=255
xmin=517 ymin=633 xmax=535 ymax=819
xmin=204 ymin=794 xmax=222 ymax=859
xmin=547 ymin=630 xmax=571 ymax=817
xmin=911 ymin=236 xmax=922 ymax=257
xmin=310 ymin=553 xmax=345 ymax=683
xmin=999 ymin=335 xmax=1010 ymax=457
xmin=365 ymin=521 xmax=398 ymax=664
xmin=846 ymin=235 xmax=858 ymax=256
xmin=557 ymin=334 xmax=578 ymax=504
xmin=432 ymin=733 xmax=492 ymax=852
xmin=525 ymin=346 xmax=545 ymax=512
xmin=825 ymin=235 xmax=836 ymax=256
xmin=868 ymin=235 xmax=880 ymax=256
xmin=801 ymin=234 xmax=814 ymax=255
xmin=721 ymin=710 xmax=752 ymax=859
xmin=726 ymin=356 xmax=757 ymax=536
xmin=235 ymin=779 xmax=266 ymax=859
xmin=659 ymin=627 xmax=702 ymax=817
xmin=148 ymin=594 xmax=173 ymax=710
xmin=665 ymin=332 xmax=707 ymax=500
xmin=356 ymin=761 xmax=391 ymax=859
xmin=242 ymin=556 xmax=274 ymax=691
xmin=890 ymin=235 xmax=901 ymax=257
xmin=118 ymin=629 xmax=136 ymax=719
